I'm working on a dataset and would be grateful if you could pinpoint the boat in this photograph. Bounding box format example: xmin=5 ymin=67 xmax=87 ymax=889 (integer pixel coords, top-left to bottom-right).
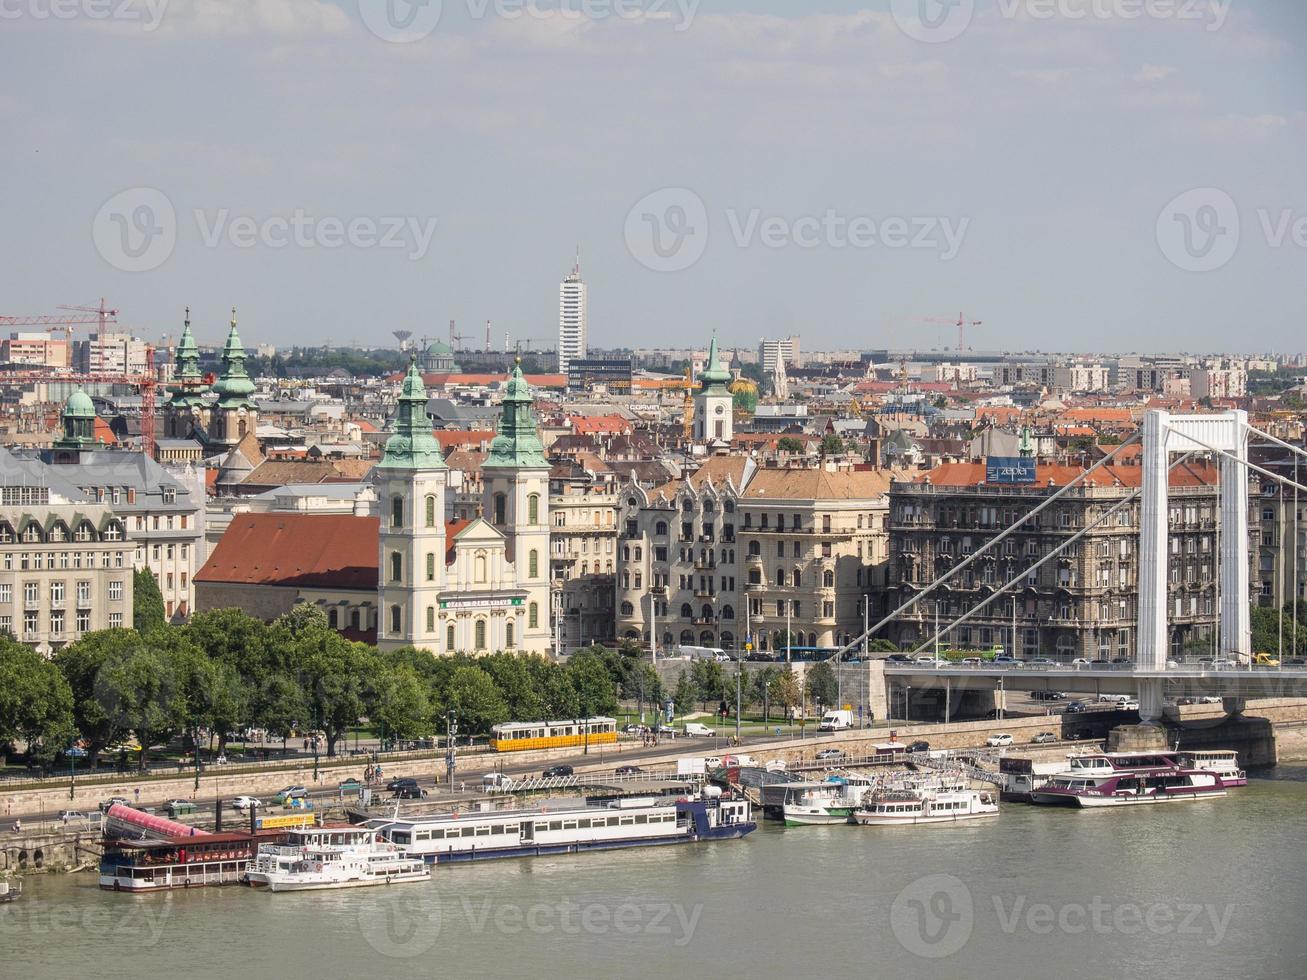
xmin=100 ymin=832 xmax=265 ymax=892
xmin=997 ymin=756 xmax=1067 ymax=801
xmin=1177 ymin=749 xmax=1246 ymax=787
xmin=1027 ymin=751 xmax=1227 ymax=807
xmin=243 ymin=825 xmax=429 ymax=891
xmin=852 ymin=787 xmax=1000 ymax=826
xmin=363 ymin=793 xmax=755 ymax=863
xmin=782 ymin=786 xmax=855 ymax=826
xmin=0 ymin=880 xmax=19 ymax=903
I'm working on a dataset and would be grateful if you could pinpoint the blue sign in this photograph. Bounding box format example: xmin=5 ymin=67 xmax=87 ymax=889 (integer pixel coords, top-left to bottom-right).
xmin=986 ymin=456 xmax=1036 ymax=484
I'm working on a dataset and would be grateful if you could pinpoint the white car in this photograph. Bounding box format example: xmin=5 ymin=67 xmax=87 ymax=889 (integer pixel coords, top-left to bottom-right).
xmin=1071 ymin=658 xmax=1091 ymax=668
xmin=231 ymin=796 xmax=262 ymax=811
xmin=1121 ymin=699 xmax=1140 ymax=711
xmin=986 ymin=733 xmax=1014 ymax=747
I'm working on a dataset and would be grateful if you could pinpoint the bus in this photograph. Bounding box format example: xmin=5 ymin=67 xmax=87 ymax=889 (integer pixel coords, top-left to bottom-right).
xmin=489 ymin=717 xmax=618 ymax=753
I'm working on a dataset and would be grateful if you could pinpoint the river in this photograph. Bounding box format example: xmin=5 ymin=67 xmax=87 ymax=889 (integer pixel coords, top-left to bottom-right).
xmin=4 ymin=768 xmax=1306 ymax=980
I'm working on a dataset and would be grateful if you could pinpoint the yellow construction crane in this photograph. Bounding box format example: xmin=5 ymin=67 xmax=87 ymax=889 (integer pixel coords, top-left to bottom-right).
xmin=682 ymin=367 xmax=694 ymax=440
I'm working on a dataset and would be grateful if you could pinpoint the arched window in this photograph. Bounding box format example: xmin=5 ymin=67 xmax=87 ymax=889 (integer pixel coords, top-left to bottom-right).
xmin=328 ymin=608 xmax=338 ymax=628
xmin=621 ymin=601 xmax=634 ymax=616
xmin=823 ymin=569 xmax=834 ymax=588
xmin=748 ymin=540 xmax=760 ymax=557
xmin=701 ymin=604 xmax=713 ymax=621
xmin=680 ymin=603 xmax=693 ymax=618
xmin=528 ymin=602 xmax=539 ymax=628
xmin=722 ymin=604 xmax=735 ymax=620
xmin=426 ymin=606 xmax=435 ymax=632
xmin=493 ymin=493 xmax=506 ymax=525
xmin=425 ymin=494 xmax=436 ymax=528
xmin=391 ymin=496 xmax=403 ymax=528
xmin=426 ymin=553 xmax=436 ymax=581
xmin=528 ymin=549 xmax=539 ymax=578
xmin=793 ymin=569 xmax=802 ymax=588
xmin=655 ymin=521 xmax=668 ymax=536
xmin=389 ymin=605 xmax=401 ymax=634
xmin=475 ymin=554 xmax=487 ymax=583
xmin=390 ymin=552 xmax=402 ymax=582
xmin=506 ymin=621 xmax=515 ymax=648
xmin=446 ymin=623 xmax=455 ymax=650
xmin=775 ymin=568 xmax=786 ymax=587
xmin=528 ymin=493 xmax=540 ymax=524
xmin=475 ymin=619 xmax=487 ymax=649
xmin=680 ymin=629 xmax=694 ymax=644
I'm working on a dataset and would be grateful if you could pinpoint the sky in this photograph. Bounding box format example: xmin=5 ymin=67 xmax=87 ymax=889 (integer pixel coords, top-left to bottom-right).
xmin=1 ymin=0 xmax=1304 ymax=355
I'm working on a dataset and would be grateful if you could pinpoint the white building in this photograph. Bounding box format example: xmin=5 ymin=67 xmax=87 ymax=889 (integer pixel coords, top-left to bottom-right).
xmin=558 ymin=254 xmax=587 ymax=373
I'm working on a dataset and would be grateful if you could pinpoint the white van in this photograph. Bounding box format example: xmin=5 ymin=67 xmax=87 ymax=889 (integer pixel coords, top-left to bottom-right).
xmin=678 ymin=645 xmax=728 ymax=662
xmin=818 ymin=710 xmax=853 ymax=732
xmin=683 ymin=722 xmax=717 ymax=737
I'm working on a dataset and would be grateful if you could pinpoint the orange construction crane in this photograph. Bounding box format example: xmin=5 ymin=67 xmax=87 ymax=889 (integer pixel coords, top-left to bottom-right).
xmin=919 ymin=311 xmax=981 ymax=351
xmin=682 ymin=368 xmax=694 ymax=441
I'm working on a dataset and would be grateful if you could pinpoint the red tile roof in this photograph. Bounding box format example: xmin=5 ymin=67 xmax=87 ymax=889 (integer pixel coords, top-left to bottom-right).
xmin=197 ymin=514 xmax=379 ymax=590
xmin=567 ymin=414 xmax=632 ymax=436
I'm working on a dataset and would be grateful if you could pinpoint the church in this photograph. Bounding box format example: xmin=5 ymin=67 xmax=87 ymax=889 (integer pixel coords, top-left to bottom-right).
xmin=374 ymin=360 xmax=552 ymax=655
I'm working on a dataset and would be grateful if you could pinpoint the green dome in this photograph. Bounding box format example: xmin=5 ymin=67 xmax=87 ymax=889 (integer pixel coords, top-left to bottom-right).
xmin=64 ymin=388 xmax=96 ymax=419
xmin=426 ymin=339 xmax=453 ymax=355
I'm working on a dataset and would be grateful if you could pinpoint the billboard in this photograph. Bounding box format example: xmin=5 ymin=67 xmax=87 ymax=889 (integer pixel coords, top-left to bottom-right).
xmin=985 ymin=456 xmax=1037 ymax=484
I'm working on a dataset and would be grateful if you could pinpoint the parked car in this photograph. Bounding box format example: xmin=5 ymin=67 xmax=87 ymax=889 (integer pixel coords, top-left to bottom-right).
xmin=542 ymin=764 xmax=574 ymax=779
xmin=387 ymin=777 xmax=422 ymax=794
xmin=654 ymin=724 xmax=676 ymax=736
xmin=1027 ymin=658 xmax=1056 ymax=667
xmin=683 ymin=722 xmax=716 ymax=737
xmin=393 ymin=785 xmax=428 ymax=799
xmin=231 ymin=796 xmax=262 ymax=811
xmin=986 ymin=733 xmax=1014 ymax=747
xmin=907 ymin=740 xmax=931 ymax=753
xmin=993 ymin=657 xmax=1021 ymax=668
xmin=1198 ymin=695 xmax=1223 ymax=704
xmin=815 ymin=748 xmax=845 ymax=761
xmin=1285 ymin=658 xmax=1306 ymax=666
xmin=884 ymin=654 xmax=913 ymax=663
xmin=1110 ymin=657 xmax=1133 ymax=665
xmin=1071 ymin=658 xmax=1091 ymax=668
xmin=274 ymin=785 xmax=308 ymax=804
xmin=58 ymin=810 xmax=93 ymax=824
xmin=99 ymin=796 xmax=130 ymax=813
xmin=1030 ymin=732 xmax=1057 ymax=744
xmin=915 ymin=655 xmax=941 ymax=664
xmin=961 ymin=657 xmax=982 ymax=667
xmin=622 ymin=724 xmax=649 ymax=735
xmin=1121 ymin=700 xmax=1141 ymax=711
xmin=614 ymin=765 xmax=643 ymax=775
xmin=1064 ymin=701 xmax=1086 ymax=713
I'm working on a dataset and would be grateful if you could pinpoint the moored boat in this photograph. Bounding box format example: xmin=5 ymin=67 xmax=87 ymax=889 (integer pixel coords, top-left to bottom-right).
xmin=1028 ymin=751 xmax=1227 ymax=807
xmin=782 ymin=786 xmax=854 ymax=826
xmin=244 ymin=825 xmax=429 ymax=891
xmin=1177 ymin=749 xmax=1246 ymax=787
xmin=852 ymin=788 xmax=999 ymax=826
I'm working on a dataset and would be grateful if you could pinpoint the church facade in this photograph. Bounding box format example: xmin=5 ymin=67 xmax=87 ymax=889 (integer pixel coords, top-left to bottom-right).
xmin=375 ymin=361 xmax=552 ymax=655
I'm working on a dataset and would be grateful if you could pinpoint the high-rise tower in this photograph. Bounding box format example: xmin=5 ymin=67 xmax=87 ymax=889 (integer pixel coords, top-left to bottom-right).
xmin=558 ymin=249 xmax=587 ymax=374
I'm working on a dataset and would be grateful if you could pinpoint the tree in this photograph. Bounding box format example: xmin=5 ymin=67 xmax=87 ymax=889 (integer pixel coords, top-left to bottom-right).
xmin=569 ymin=651 xmax=618 ymax=716
xmin=806 ymin=661 xmax=838 ymax=709
xmin=56 ymin=629 xmax=147 ymax=767
xmin=690 ymin=659 xmax=725 ymax=709
xmin=479 ymin=653 xmax=547 ymax=721
xmin=368 ymin=665 xmax=433 ymax=742
xmin=750 ymin=666 xmax=778 ymax=722
xmin=446 ymin=665 xmax=510 ymax=734
xmin=777 ymin=436 xmax=805 ymax=454
xmin=132 ymin=568 xmax=166 ymax=633
xmin=768 ymin=669 xmax=802 ymax=720
xmin=819 ymin=433 xmax=845 ymax=456
xmin=0 ymin=636 xmax=74 ymax=767
xmin=672 ymin=669 xmax=696 ymax=717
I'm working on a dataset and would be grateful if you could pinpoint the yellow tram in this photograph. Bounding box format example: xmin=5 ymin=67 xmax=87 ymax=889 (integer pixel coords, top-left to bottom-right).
xmin=490 ymin=717 xmax=618 ymax=752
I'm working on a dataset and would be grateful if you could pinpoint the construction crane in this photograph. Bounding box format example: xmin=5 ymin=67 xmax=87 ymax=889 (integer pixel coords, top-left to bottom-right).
xmin=449 ymin=319 xmax=470 ymax=350
xmin=1 ymin=298 xmax=119 ymax=342
xmin=919 ymin=311 xmax=981 ymax=351
xmin=682 ymin=368 xmax=694 ymax=441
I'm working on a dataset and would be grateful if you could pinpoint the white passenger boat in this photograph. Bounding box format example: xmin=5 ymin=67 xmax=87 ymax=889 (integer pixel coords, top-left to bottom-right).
xmin=782 ymin=786 xmax=855 ymax=826
xmin=1177 ymin=750 xmax=1246 ymax=787
xmin=852 ymin=788 xmax=999 ymax=826
xmin=363 ymin=794 xmax=754 ymax=863
xmin=1027 ymin=751 xmax=1228 ymax=807
xmin=244 ymin=825 xmax=429 ymax=891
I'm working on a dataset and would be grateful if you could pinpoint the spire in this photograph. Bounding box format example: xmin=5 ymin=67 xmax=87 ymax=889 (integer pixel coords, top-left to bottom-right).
xmin=484 ymin=360 xmax=548 ymax=470
xmin=174 ymin=307 xmax=202 ymax=381
xmin=212 ymin=308 xmax=256 ymax=407
xmin=699 ymin=331 xmax=731 ymax=391
xmin=574 ymin=244 xmax=581 ymax=277
xmin=379 ymin=358 xmax=445 ymax=470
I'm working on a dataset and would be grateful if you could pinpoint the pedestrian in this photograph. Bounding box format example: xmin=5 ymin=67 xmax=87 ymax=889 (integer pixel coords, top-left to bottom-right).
xmin=133 ymin=787 xmax=140 ymax=804
xmin=459 ymin=781 xmax=465 ymax=794
xmin=13 ymin=819 xmax=21 ymax=834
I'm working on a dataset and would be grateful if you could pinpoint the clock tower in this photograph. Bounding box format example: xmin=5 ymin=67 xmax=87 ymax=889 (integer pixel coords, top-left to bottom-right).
xmin=694 ymin=334 xmax=734 ymax=446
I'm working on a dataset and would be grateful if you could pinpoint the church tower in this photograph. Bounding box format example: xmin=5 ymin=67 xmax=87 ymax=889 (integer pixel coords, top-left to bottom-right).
xmin=50 ymin=388 xmax=97 ymax=463
xmin=209 ymin=310 xmax=257 ymax=448
xmin=481 ymin=361 xmax=551 ymax=650
xmin=695 ymin=334 xmax=734 ymax=446
xmin=375 ymin=360 xmax=448 ymax=652
xmin=164 ymin=308 xmax=210 ymax=439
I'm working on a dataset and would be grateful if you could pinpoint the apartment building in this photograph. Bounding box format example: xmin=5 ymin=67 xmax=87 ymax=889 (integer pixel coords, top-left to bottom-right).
xmin=886 ymin=460 xmax=1232 ymax=661
xmin=0 ymin=449 xmax=133 ymax=653
xmin=549 ymin=461 xmax=619 ymax=649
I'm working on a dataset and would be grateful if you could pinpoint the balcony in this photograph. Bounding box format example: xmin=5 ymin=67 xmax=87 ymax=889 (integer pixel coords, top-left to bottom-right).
xmin=691 ymin=616 xmax=715 ymax=626
xmin=693 ymin=559 xmax=717 ymax=571
xmin=693 ymin=588 xmax=716 ymax=598
xmin=24 ymin=598 xmax=39 ymax=611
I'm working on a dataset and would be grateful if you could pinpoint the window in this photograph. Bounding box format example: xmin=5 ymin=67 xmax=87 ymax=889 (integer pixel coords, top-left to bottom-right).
xmin=76 ymin=610 xmax=89 ymax=633
xmin=109 ymin=612 xmax=123 ymax=629
xmin=426 ymin=606 xmax=435 ymax=632
xmin=390 ymin=552 xmax=403 ymax=583
xmin=823 ymin=569 xmax=834 ymax=588
xmin=391 ymin=496 xmax=403 ymax=527
xmin=390 ymin=605 xmax=402 ymax=634
xmin=494 ymin=493 xmax=506 ymax=525
xmin=775 ymin=569 xmax=786 ymax=587
xmin=528 ymin=602 xmax=539 ymax=628
xmin=475 ymin=619 xmax=487 ymax=649
xmin=655 ymin=521 xmax=668 ymax=536
xmin=108 ymin=581 xmax=123 ymax=601
xmin=528 ymin=493 xmax=540 ymax=524
xmin=426 ymin=553 xmax=436 ymax=581
xmin=505 ymin=621 xmax=515 ymax=648
xmin=792 ymin=569 xmax=801 ymax=588
xmin=529 ymin=550 xmax=539 ymax=578
xmin=447 ymin=623 xmax=456 ymax=650
xmin=425 ymin=494 xmax=437 ymax=527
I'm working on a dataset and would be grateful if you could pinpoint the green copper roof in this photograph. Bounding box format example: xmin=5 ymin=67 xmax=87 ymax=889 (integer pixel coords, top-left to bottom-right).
xmin=174 ymin=309 xmax=202 ymax=381
xmin=484 ymin=362 xmax=548 ymax=470
xmin=379 ymin=360 xmax=446 ymax=470
xmin=212 ymin=310 xmax=257 ymax=408
xmin=699 ymin=333 xmax=731 ymax=393
xmin=426 ymin=339 xmax=453 ymax=355
xmin=63 ymin=387 xmax=96 ymax=419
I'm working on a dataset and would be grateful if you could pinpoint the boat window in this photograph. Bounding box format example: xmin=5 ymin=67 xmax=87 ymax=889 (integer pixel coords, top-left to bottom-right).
xmin=461 ymin=827 xmax=476 ymax=838
xmin=634 ymin=815 xmax=647 ymax=824
xmin=562 ymin=820 xmax=577 ymax=830
xmin=475 ymin=826 xmax=491 ymax=837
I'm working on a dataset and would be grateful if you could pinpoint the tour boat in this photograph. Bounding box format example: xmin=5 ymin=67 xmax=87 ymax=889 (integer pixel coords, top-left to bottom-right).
xmin=100 ymin=831 xmax=264 ymax=892
xmin=363 ymin=793 xmax=755 ymax=863
xmin=1177 ymin=749 xmax=1246 ymax=787
xmin=852 ymin=788 xmax=999 ymax=826
xmin=782 ymin=786 xmax=855 ymax=826
xmin=244 ymin=825 xmax=429 ymax=891
xmin=1027 ymin=751 xmax=1227 ymax=807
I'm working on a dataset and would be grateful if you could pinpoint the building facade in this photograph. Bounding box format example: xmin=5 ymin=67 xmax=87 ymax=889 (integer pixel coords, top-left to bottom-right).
xmin=549 ymin=462 xmax=619 ymax=649
xmin=558 ymin=256 xmax=587 ymax=373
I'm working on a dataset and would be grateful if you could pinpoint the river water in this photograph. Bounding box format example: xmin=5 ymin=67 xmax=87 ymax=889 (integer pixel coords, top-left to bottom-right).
xmin=5 ymin=768 xmax=1306 ymax=980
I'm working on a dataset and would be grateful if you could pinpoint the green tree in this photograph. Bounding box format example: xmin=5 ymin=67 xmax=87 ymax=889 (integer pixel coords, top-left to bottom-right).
xmin=690 ymin=658 xmax=726 ymax=709
xmin=806 ymin=660 xmax=838 ymax=708
xmin=56 ymin=629 xmax=146 ymax=767
xmin=569 ymin=651 xmax=619 ymax=716
xmin=750 ymin=666 xmax=778 ymax=722
xmin=132 ymin=568 xmax=166 ymax=633
xmin=369 ymin=665 xmax=434 ymax=742
xmin=0 ymin=636 xmax=75 ymax=767
xmin=672 ymin=669 xmax=696 ymax=717
xmin=479 ymin=653 xmax=547 ymax=721
xmin=768 ymin=669 xmax=802 ymax=719
xmin=446 ymin=665 xmax=510 ymax=734
xmin=819 ymin=433 xmax=846 ymax=455
xmin=777 ymin=436 xmax=805 ymax=454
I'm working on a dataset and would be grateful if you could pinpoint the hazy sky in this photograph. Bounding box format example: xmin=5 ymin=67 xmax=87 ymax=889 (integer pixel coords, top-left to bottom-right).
xmin=2 ymin=1 xmax=1304 ymax=354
